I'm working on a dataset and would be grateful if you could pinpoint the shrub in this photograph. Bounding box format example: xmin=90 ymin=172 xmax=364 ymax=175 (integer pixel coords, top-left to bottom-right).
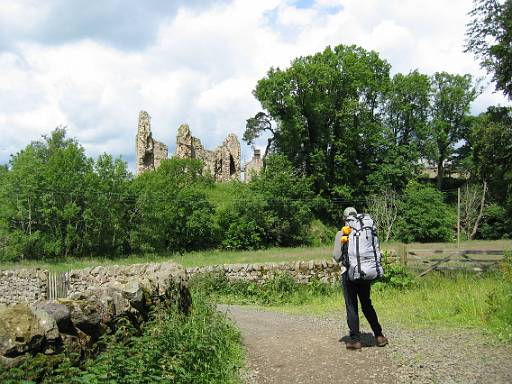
xmin=0 ymin=294 xmax=244 ymax=384
xmin=395 ymin=181 xmax=456 ymax=242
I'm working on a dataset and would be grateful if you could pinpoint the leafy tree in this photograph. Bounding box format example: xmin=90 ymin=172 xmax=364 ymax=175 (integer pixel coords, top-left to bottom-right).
xmin=466 ymin=0 xmax=512 ymax=99
xmin=395 ymin=181 xmax=456 ymax=242
xmin=243 ymin=112 xmax=275 ymax=168
xmin=130 ymin=158 xmax=217 ymax=253
xmin=0 ymin=128 xmax=133 ymax=260
xmin=219 ymin=155 xmax=316 ymax=249
xmin=370 ymin=70 xmax=431 ymax=191
xmin=249 ymin=44 xmax=391 ymax=197
xmin=428 ymin=72 xmax=478 ymax=189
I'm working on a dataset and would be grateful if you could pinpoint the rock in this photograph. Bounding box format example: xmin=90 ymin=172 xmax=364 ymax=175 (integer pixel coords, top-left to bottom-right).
xmin=32 ymin=302 xmax=72 ymax=333
xmin=0 ymin=304 xmax=60 ymax=360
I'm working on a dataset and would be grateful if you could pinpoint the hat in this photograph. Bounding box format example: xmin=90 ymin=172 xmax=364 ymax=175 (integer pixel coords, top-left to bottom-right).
xmin=343 ymin=207 xmax=357 ymax=220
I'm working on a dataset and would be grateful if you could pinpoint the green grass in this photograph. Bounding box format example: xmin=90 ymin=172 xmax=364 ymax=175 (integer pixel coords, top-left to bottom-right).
xmin=191 ymin=270 xmax=512 ymax=342
xmin=1 ymin=239 xmax=511 ymax=272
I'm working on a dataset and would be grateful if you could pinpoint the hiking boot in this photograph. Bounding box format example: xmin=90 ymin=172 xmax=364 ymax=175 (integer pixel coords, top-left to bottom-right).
xmin=346 ymin=340 xmax=362 ymax=350
xmin=376 ymin=335 xmax=388 ymax=347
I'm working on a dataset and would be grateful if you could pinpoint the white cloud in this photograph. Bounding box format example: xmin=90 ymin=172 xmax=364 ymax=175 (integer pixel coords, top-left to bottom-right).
xmin=0 ymin=0 xmax=509 ymax=170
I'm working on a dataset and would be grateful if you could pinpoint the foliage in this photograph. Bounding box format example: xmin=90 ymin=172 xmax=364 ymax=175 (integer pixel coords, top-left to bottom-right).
xmin=485 ymin=252 xmax=512 ymax=341
xmin=129 ymin=158 xmax=217 ymax=253
xmin=190 ymin=271 xmax=337 ymax=306
xmin=428 ymin=72 xmax=479 ymax=189
xmin=0 ymin=128 xmax=133 ymax=260
xmin=218 ymin=155 xmax=316 ymax=249
xmin=466 ymin=0 xmax=512 ymax=99
xmin=0 ymin=294 xmax=244 ymax=384
xmin=395 ymin=181 xmax=456 ymax=242
xmin=249 ymin=44 xmax=391 ymax=196
xmin=373 ymin=251 xmax=415 ymax=290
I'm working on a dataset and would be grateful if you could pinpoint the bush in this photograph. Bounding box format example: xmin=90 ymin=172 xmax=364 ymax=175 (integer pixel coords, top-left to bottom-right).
xmin=218 ymin=155 xmax=316 ymax=250
xmin=395 ymin=181 xmax=456 ymax=242
xmin=190 ymin=272 xmax=337 ymax=306
xmin=485 ymin=252 xmax=512 ymax=341
xmin=0 ymin=294 xmax=244 ymax=384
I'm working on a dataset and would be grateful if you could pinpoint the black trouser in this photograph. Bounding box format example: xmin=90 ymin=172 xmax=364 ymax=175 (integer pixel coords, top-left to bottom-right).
xmin=342 ymin=273 xmax=383 ymax=340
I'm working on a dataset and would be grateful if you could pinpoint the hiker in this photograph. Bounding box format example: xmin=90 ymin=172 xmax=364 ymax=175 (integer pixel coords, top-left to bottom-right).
xmin=332 ymin=207 xmax=388 ymax=350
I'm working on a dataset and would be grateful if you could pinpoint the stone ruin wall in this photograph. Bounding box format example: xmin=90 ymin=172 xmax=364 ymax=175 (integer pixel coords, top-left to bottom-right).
xmin=175 ymin=124 xmax=241 ymax=182
xmin=136 ymin=111 xmax=169 ymax=175
xmin=244 ymin=149 xmax=263 ymax=182
xmin=135 ymin=110 xmax=241 ymax=181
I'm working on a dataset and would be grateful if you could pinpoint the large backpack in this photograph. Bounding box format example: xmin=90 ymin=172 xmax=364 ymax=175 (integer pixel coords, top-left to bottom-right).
xmin=342 ymin=214 xmax=384 ymax=282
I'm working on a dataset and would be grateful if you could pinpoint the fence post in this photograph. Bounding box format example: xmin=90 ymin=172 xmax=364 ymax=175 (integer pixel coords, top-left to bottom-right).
xmin=400 ymin=244 xmax=408 ymax=266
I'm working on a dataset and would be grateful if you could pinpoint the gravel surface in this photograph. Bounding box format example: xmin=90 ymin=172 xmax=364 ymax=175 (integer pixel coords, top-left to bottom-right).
xmin=219 ymin=305 xmax=512 ymax=384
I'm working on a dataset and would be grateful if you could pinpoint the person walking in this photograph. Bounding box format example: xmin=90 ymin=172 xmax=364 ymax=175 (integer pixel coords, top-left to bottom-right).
xmin=333 ymin=207 xmax=388 ymax=350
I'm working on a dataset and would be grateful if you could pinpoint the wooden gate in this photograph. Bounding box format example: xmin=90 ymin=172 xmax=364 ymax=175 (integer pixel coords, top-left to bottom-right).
xmin=47 ymin=271 xmax=69 ymax=300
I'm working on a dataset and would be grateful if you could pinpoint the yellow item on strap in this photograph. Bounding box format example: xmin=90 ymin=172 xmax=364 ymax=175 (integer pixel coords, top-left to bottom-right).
xmin=342 ymin=226 xmax=352 ymax=235
xmin=341 ymin=235 xmax=349 ymax=244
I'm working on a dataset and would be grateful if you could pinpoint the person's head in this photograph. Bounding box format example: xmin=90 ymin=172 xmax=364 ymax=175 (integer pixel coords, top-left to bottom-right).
xmin=343 ymin=207 xmax=357 ymax=220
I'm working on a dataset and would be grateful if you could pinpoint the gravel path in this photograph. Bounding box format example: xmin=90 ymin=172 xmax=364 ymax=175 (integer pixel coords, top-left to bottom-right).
xmin=219 ymin=305 xmax=512 ymax=384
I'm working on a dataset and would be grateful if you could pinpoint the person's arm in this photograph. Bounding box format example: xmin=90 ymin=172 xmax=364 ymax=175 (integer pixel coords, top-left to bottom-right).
xmin=332 ymin=231 xmax=343 ymax=263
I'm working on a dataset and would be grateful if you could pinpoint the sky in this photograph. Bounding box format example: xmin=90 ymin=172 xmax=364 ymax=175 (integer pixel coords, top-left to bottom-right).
xmin=0 ymin=0 xmax=510 ymax=172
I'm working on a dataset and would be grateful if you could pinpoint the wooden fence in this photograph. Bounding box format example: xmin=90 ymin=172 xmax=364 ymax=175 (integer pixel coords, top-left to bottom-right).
xmin=398 ymin=247 xmax=505 ymax=277
xmin=47 ymin=271 xmax=69 ymax=300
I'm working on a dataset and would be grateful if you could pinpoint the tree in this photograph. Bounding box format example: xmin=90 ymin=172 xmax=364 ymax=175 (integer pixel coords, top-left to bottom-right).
xmin=395 ymin=181 xmax=456 ymax=243
xmin=366 ymin=189 xmax=400 ymax=242
xmin=370 ymin=70 xmax=431 ymax=191
xmin=243 ymin=112 xmax=275 ymax=168
xmin=460 ymin=182 xmax=488 ymax=239
xmin=428 ymin=72 xmax=478 ymax=189
xmin=249 ymin=44 xmax=391 ymax=197
xmin=466 ymin=0 xmax=512 ymax=99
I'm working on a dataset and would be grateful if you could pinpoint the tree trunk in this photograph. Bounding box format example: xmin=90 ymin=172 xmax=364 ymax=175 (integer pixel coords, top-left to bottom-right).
xmin=470 ymin=180 xmax=487 ymax=240
xmin=436 ymin=160 xmax=444 ymax=190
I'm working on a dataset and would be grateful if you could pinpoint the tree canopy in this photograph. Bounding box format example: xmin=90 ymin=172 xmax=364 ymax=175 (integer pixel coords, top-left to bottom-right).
xmin=466 ymin=0 xmax=512 ymax=99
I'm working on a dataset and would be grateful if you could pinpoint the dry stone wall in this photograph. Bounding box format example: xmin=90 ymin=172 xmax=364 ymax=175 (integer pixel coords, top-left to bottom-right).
xmin=187 ymin=260 xmax=344 ymax=284
xmin=0 ymin=262 xmax=189 ymax=368
xmin=0 ymin=268 xmax=48 ymax=304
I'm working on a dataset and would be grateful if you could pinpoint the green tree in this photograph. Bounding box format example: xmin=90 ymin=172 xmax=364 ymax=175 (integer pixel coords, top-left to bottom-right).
xmin=219 ymin=155 xmax=315 ymax=249
xmin=0 ymin=128 xmax=133 ymax=260
xmin=130 ymin=158 xmax=217 ymax=253
xmin=248 ymin=44 xmax=390 ymax=197
xmin=428 ymin=72 xmax=478 ymax=189
xmin=466 ymin=0 xmax=512 ymax=99
xmin=370 ymin=70 xmax=431 ymax=191
xmin=395 ymin=181 xmax=456 ymax=242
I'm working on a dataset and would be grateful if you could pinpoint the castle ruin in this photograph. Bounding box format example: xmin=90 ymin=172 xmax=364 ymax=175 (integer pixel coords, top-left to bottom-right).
xmin=135 ymin=110 xmax=241 ymax=182
xmin=135 ymin=111 xmax=168 ymax=175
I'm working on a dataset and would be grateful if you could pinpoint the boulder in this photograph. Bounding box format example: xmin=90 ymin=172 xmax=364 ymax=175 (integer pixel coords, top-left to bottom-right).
xmin=0 ymin=303 xmax=60 ymax=366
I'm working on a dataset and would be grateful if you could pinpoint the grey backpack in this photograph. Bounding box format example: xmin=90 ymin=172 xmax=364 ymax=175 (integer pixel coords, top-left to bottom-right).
xmin=343 ymin=214 xmax=384 ymax=282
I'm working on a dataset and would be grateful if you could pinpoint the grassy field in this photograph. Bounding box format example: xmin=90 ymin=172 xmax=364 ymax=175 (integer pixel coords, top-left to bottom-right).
xmin=1 ymin=239 xmax=511 ymax=272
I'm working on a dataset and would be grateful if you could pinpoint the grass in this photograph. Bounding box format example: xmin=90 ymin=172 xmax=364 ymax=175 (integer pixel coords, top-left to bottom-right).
xmin=268 ymin=273 xmax=501 ymax=330
xmin=1 ymin=239 xmax=511 ymax=272
xmin=190 ymin=269 xmax=512 ymax=342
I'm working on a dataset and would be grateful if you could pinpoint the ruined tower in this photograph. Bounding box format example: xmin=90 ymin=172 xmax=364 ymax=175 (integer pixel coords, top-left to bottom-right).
xmin=135 ymin=111 xmax=168 ymax=175
xmin=244 ymin=149 xmax=263 ymax=182
xmin=175 ymin=124 xmax=241 ymax=182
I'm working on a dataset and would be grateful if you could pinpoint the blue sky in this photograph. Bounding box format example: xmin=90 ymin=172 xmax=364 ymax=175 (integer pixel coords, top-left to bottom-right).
xmin=0 ymin=0 xmax=509 ymax=171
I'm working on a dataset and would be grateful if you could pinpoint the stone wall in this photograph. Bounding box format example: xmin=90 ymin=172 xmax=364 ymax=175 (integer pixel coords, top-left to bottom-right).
xmin=175 ymin=124 xmax=241 ymax=182
xmin=244 ymin=149 xmax=263 ymax=182
xmin=0 ymin=268 xmax=48 ymax=304
xmin=135 ymin=110 xmax=169 ymax=175
xmin=187 ymin=260 xmax=343 ymax=284
xmin=0 ymin=262 xmax=189 ymax=368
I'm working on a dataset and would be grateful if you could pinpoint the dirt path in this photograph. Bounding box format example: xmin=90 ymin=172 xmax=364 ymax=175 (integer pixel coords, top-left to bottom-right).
xmin=220 ymin=305 xmax=512 ymax=384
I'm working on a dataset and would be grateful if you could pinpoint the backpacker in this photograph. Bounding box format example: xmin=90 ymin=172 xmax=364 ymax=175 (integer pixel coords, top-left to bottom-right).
xmin=342 ymin=214 xmax=384 ymax=282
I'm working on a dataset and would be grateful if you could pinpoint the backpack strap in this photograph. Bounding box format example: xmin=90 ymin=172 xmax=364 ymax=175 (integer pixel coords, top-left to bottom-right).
xmin=371 ymin=227 xmax=382 ymax=278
